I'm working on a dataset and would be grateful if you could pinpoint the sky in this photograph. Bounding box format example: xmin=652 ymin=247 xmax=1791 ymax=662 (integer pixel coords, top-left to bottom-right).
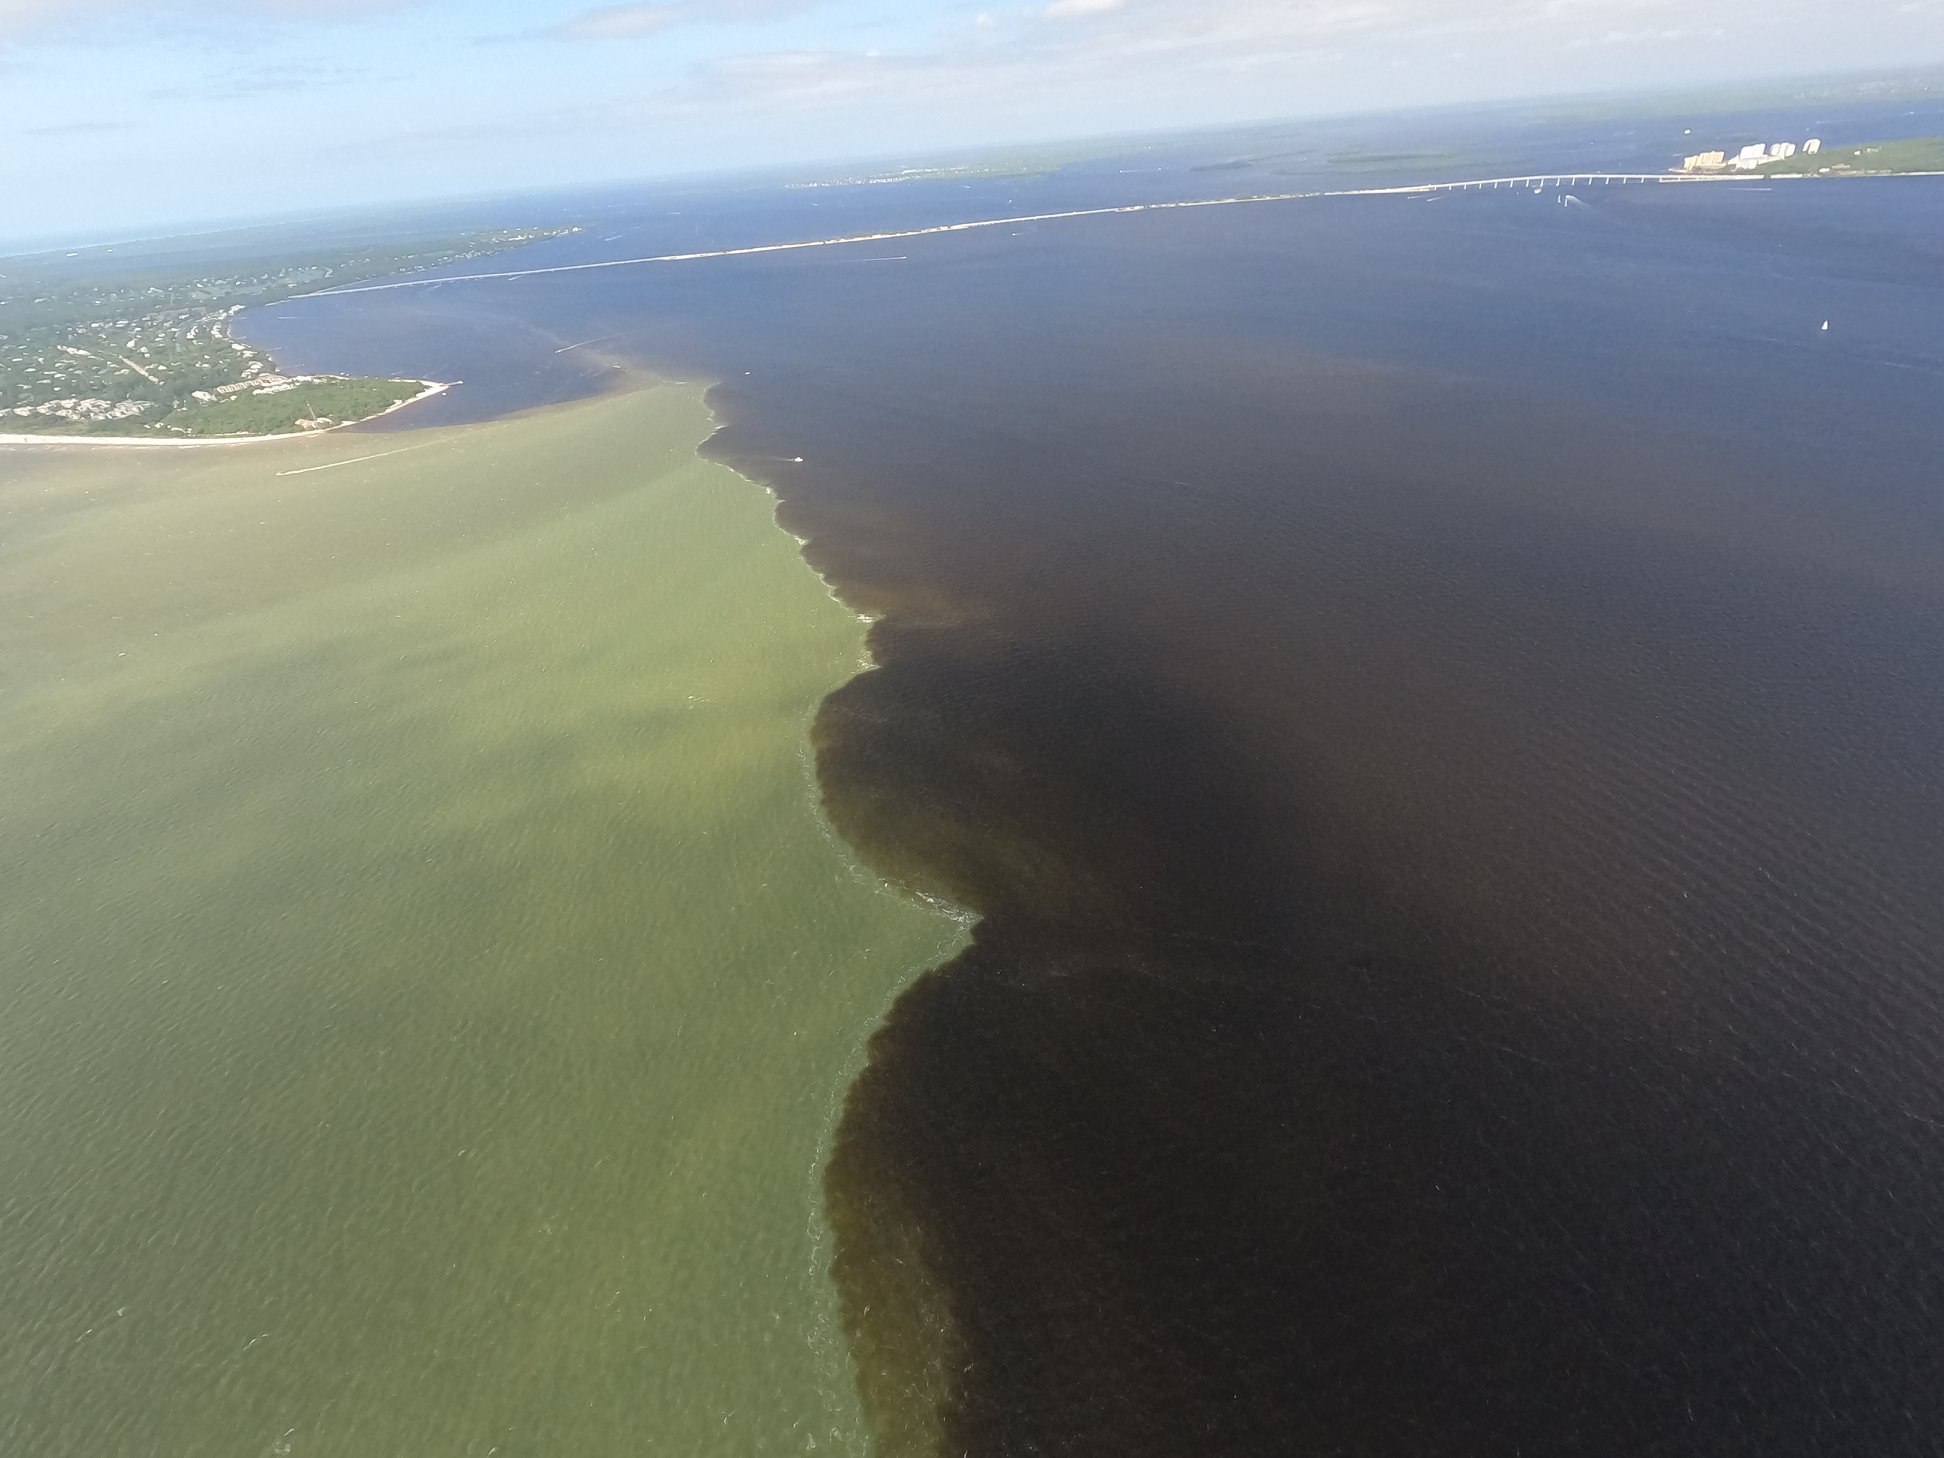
xmin=1 ymin=0 xmax=1940 ymax=244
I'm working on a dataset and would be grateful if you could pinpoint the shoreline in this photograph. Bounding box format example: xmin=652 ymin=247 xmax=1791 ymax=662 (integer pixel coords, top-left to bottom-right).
xmin=0 ymin=379 xmax=453 ymax=449
xmin=14 ymin=163 xmax=1927 ymax=455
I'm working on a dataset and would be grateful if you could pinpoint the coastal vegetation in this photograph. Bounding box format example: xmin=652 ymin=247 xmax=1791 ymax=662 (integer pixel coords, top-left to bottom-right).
xmin=0 ymin=227 xmax=570 ymax=436
xmin=29 ymin=374 xmax=433 ymax=438
xmin=1760 ymin=136 xmax=1944 ymax=175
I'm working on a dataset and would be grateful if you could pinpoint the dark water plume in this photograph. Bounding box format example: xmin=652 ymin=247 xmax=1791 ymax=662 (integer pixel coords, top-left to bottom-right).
xmin=688 ymin=198 xmax=1944 ymax=1451
xmin=795 ymin=523 xmax=1944 ymax=1456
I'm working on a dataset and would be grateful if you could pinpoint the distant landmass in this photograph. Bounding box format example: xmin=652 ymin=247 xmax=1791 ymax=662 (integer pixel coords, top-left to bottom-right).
xmin=1679 ymin=134 xmax=1944 ymax=175
xmin=1760 ymin=135 xmax=1944 ymax=175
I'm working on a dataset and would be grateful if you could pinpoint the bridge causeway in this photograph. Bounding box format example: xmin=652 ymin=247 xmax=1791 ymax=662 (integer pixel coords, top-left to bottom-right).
xmin=1330 ymin=172 xmax=1713 ymax=196
xmin=293 ymin=172 xmax=1772 ymax=299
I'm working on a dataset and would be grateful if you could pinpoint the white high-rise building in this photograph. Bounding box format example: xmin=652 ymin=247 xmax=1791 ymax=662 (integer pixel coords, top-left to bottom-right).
xmin=1804 ymin=138 xmax=1823 ymax=154
xmin=1736 ymin=143 xmax=1768 ymax=162
xmin=1769 ymin=142 xmax=1798 ymax=160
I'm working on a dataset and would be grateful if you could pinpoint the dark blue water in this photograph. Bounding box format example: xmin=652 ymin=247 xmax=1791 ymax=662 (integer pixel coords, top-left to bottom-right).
xmin=248 ymin=98 xmax=1944 ymax=1453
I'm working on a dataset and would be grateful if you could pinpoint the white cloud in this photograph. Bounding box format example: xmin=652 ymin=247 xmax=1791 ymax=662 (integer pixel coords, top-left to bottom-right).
xmin=1044 ymin=0 xmax=1126 ymax=17
xmin=0 ymin=0 xmax=72 ymax=25
xmin=592 ymin=0 xmax=1944 ymax=167
xmin=554 ymin=0 xmax=817 ymax=40
xmin=466 ymin=0 xmax=1944 ymax=144
xmin=0 ymin=0 xmax=410 ymax=43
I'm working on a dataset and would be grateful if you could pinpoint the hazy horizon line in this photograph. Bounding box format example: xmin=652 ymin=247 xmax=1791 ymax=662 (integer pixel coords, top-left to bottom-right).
xmin=4 ymin=61 xmax=1938 ymax=260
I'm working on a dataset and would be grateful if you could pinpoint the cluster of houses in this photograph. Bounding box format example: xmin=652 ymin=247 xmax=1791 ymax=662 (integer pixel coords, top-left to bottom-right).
xmin=1 ymin=304 xmax=264 ymax=419
xmin=6 ymin=364 xmax=319 ymax=426
xmin=189 ymin=371 xmax=308 ymax=403
xmin=6 ymin=397 xmax=156 ymax=423
xmin=1681 ymin=138 xmax=1822 ymax=172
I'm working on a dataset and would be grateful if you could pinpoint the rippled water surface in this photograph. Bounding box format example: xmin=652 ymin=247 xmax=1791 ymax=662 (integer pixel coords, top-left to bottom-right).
xmin=0 ymin=388 xmax=961 ymax=1455
xmin=16 ymin=96 xmax=1944 ymax=1454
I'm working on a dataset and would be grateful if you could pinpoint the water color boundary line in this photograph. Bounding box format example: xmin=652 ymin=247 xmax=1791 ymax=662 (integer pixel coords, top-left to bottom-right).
xmin=292 ymin=172 xmax=1889 ymax=300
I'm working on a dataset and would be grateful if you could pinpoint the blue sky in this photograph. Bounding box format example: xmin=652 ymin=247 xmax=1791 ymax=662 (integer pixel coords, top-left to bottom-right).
xmin=2 ymin=0 xmax=1940 ymax=244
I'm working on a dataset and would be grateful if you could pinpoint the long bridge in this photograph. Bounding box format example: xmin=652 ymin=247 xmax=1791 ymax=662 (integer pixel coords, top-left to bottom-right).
xmin=292 ymin=172 xmax=1772 ymax=299
xmin=1337 ymin=172 xmax=1724 ymax=195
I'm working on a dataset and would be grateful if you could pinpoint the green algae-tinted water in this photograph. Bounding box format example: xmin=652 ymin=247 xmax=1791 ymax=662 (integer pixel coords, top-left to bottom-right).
xmin=0 ymin=385 xmax=962 ymax=1457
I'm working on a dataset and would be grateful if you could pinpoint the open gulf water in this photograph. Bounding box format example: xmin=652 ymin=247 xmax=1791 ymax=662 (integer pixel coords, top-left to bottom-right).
xmin=0 ymin=389 xmax=963 ymax=1454
xmin=12 ymin=94 xmax=1944 ymax=1453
